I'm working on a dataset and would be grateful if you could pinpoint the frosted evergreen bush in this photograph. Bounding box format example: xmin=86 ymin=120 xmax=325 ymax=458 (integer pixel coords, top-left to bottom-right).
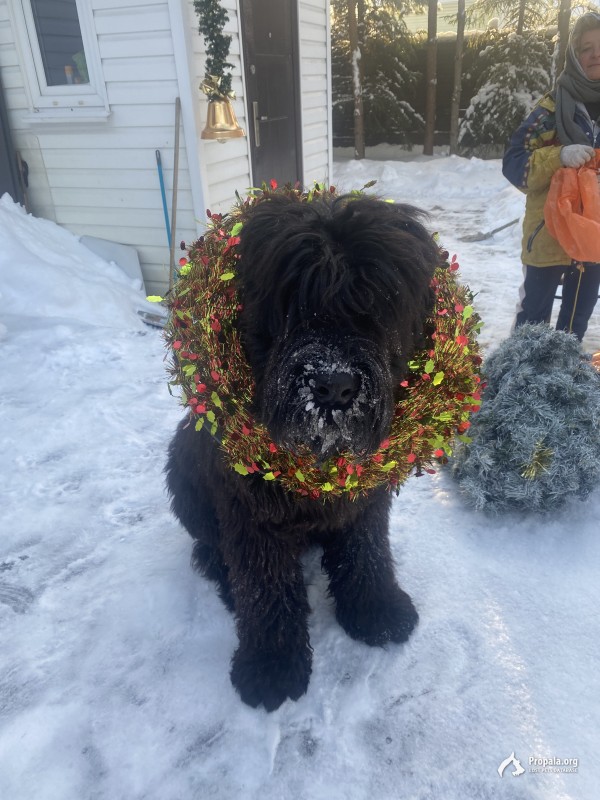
xmin=459 ymin=32 xmax=552 ymax=150
xmin=331 ymin=2 xmax=422 ymax=146
xmin=453 ymin=325 xmax=600 ymax=514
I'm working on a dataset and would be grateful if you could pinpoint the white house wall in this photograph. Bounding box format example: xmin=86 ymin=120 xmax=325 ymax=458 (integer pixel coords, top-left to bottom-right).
xmin=298 ymin=0 xmax=331 ymax=187
xmin=1 ymin=0 xmax=199 ymax=296
xmin=0 ymin=0 xmax=55 ymax=221
xmin=0 ymin=0 xmax=332 ymax=293
xmin=186 ymin=0 xmax=331 ymax=211
xmin=185 ymin=0 xmax=251 ymax=215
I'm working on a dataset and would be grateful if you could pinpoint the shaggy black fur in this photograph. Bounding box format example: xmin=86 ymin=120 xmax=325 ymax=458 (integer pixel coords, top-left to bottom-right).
xmin=166 ymin=194 xmax=440 ymax=711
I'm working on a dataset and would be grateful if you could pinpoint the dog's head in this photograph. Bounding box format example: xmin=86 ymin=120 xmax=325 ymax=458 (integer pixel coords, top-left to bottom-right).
xmin=236 ymin=194 xmax=440 ymax=461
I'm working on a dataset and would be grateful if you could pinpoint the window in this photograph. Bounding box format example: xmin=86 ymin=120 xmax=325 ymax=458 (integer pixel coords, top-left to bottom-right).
xmin=30 ymin=0 xmax=89 ymax=87
xmin=10 ymin=0 xmax=109 ymax=118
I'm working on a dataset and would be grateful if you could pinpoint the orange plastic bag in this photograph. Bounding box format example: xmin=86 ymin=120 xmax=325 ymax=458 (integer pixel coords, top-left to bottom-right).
xmin=544 ymin=149 xmax=600 ymax=262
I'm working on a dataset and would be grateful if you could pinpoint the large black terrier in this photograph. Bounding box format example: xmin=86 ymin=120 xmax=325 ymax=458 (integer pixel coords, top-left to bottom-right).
xmin=166 ymin=194 xmax=440 ymax=710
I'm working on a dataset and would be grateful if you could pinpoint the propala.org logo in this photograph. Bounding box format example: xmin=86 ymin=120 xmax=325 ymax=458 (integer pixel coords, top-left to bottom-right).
xmin=498 ymin=752 xmax=525 ymax=778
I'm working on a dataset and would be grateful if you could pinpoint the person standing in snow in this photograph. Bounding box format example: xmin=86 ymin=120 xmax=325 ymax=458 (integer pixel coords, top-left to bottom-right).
xmin=502 ymin=11 xmax=600 ymax=342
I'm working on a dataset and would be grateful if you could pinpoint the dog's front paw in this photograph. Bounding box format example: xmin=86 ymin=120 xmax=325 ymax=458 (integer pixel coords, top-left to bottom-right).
xmin=335 ymin=586 xmax=418 ymax=646
xmin=230 ymin=645 xmax=312 ymax=711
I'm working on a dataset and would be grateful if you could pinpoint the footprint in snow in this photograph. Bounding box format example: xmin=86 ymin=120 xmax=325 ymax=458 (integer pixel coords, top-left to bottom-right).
xmin=0 ymin=582 xmax=35 ymax=613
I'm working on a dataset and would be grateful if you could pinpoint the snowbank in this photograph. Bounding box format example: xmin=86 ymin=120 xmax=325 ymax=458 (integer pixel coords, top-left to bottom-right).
xmin=0 ymin=194 xmax=149 ymax=331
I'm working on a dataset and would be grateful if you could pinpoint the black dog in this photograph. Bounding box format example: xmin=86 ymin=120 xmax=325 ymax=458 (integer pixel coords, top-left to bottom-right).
xmin=166 ymin=195 xmax=440 ymax=710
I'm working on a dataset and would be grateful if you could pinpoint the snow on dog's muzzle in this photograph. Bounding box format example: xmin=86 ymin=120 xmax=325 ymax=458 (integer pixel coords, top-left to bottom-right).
xmin=263 ymin=337 xmax=393 ymax=462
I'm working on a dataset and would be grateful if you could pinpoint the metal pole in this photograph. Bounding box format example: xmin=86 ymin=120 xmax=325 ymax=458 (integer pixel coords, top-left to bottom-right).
xmin=169 ymin=97 xmax=182 ymax=291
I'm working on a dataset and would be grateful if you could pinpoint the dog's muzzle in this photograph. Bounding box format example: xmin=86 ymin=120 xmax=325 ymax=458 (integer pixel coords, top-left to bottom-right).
xmin=311 ymin=370 xmax=361 ymax=410
xmin=261 ymin=336 xmax=394 ymax=462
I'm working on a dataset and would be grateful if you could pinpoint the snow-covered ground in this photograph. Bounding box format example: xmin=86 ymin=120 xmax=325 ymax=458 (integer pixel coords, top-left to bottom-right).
xmin=1 ymin=151 xmax=599 ymax=800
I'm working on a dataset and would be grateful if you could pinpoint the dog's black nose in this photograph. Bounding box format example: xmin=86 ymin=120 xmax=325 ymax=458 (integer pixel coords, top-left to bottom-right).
xmin=312 ymin=372 xmax=359 ymax=408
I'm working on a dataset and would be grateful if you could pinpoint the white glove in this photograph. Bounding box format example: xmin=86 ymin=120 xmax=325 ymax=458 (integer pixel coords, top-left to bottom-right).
xmin=560 ymin=144 xmax=595 ymax=168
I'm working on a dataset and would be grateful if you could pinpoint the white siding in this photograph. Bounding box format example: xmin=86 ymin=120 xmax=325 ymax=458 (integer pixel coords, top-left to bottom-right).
xmin=1 ymin=0 xmax=198 ymax=295
xmin=1 ymin=0 xmax=332 ymax=291
xmin=0 ymin=1 xmax=57 ymax=220
xmin=185 ymin=0 xmax=251 ymax=216
xmin=184 ymin=0 xmax=331 ymax=211
xmin=298 ymin=0 xmax=331 ymax=187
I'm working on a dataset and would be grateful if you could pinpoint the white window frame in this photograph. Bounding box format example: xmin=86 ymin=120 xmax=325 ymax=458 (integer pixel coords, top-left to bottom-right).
xmin=9 ymin=0 xmax=109 ymax=119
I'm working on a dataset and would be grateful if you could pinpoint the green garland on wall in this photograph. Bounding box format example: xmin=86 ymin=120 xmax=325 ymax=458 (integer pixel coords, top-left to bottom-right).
xmin=193 ymin=0 xmax=234 ymax=98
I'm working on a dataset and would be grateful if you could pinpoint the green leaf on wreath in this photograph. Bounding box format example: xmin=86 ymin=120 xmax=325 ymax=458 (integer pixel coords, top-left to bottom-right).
xmin=424 ymin=359 xmax=435 ymax=374
xmin=381 ymin=460 xmax=397 ymax=472
xmin=295 ymin=469 xmax=305 ymax=482
xmin=211 ymin=392 xmax=222 ymax=408
xmin=206 ymin=410 xmax=216 ymax=423
xmin=195 ymin=418 xmax=204 ymax=431
xmin=462 ymin=306 xmax=474 ymax=320
xmin=433 ymin=371 xmax=444 ymax=385
xmin=230 ymin=222 xmax=243 ymax=236
xmin=234 ymin=463 xmax=249 ymax=475
xmin=220 ymin=272 xmax=235 ymax=281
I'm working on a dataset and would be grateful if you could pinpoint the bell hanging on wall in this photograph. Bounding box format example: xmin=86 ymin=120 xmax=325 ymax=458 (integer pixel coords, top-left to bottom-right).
xmin=201 ymin=97 xmax=245 ymax=142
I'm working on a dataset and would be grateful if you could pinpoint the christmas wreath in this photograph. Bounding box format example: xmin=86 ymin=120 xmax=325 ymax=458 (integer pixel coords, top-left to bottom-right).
xmin=165 ymin=184 xmax=483 ymax=500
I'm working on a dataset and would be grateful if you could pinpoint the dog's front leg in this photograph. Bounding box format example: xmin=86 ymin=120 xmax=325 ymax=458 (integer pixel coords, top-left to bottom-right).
xmin=220 ymin=508 xmax=312 ymax=711
xmin=322 ymin=493 xmax=418 ymax=646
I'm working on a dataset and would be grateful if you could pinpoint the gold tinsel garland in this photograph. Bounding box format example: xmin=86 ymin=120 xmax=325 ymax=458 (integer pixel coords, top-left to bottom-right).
xmin=165 ymin=184 xmax=483 ymax=499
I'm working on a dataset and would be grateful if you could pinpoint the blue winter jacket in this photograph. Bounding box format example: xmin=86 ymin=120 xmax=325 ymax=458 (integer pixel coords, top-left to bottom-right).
xmin=502 ymin=92 xmax=600 ymax=267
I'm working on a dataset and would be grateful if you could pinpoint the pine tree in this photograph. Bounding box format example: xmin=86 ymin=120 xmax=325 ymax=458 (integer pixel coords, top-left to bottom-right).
xmin=459 ymin=30 xmax=552 ymax=151
xmin=331 ymin=1 xmax=424 ymax=148
xmin=423 ymin=0 xmax=438 ymax=155
xmin=463 ymin=0 xmax=551 ymax=33
xmin=449 ymin=0 xmax=466 ymax=155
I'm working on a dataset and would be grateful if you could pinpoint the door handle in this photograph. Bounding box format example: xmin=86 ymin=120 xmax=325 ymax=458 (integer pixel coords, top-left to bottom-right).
xmin=253 ymin=101 xmax=268 ymax=147
xmin=253 ymin=101 xmax=261 ymax=147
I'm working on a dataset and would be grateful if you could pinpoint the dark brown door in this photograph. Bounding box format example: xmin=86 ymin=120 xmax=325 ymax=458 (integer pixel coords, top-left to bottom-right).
xmin=240 ymin=0 xmax=303 ymax=187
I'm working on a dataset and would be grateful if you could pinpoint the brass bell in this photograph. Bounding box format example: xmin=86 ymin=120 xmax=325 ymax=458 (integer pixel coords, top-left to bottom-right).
xmin=201 ymin=97 xmax=245 ymax=142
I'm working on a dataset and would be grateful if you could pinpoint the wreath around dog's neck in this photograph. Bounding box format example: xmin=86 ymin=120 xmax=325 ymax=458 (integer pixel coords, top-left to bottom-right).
xmin=165 ymin=184 xmax=483 ymax=500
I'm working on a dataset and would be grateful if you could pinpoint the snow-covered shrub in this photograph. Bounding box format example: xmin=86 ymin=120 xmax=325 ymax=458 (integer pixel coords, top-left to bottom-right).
xmin=453 ymin=325 xmax=600 ymax=514
xmin=331 ymin=6 xmax=423 ymax=146
xmin=459 ymin=31 xmax=552 ymax=150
